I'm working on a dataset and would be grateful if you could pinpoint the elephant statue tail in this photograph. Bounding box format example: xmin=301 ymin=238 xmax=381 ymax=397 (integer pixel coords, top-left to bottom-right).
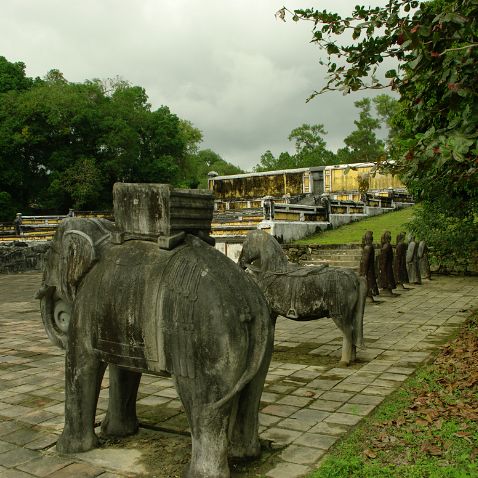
xmin=354 ymin=276 xmax=367 ymax=348
xmin=210 ymin=305 xmax=273 ymax=411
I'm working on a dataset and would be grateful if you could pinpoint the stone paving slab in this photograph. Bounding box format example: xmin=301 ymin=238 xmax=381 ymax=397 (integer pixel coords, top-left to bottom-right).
xmin=0 ymin=272 xmax=477 ymax=477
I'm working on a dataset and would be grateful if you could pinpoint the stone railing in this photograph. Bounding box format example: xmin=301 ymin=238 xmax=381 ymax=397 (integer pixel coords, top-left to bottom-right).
xmin=0 ymin=211 xmax=114 ymax=242
xmin=0 ymin=242 xmax=50 ymax=274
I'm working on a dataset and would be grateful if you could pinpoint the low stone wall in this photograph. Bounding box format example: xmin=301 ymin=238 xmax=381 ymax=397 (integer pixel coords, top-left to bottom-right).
xmin=262 ymin=220 xmax=330 ymax=244
xmin=0 ymin=242 xmax=49 ymax=274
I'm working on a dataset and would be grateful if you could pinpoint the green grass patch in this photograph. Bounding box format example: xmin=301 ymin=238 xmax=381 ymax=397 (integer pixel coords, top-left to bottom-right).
xmin=295 ymin=206 xmax=417 ymax=245
xmin=308 ymin=311 xmax=478 ymax=478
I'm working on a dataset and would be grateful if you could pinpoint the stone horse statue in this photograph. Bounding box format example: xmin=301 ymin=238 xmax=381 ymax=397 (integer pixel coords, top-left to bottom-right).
xmin=238 ymin=230 xmax=367 ymax=365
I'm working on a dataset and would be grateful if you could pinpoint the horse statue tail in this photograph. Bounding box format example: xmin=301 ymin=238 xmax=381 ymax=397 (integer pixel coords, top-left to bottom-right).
xmin=354 ymin=276 xmax=367 ymax=348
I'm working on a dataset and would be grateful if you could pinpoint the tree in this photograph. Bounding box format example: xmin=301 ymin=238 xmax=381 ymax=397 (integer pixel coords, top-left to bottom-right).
xmin=60 ymin=157 xmax=103 ymax=209
xmin=0 ymin=56 xmax=38 ymax=218
xmin=177 ymin=119 xmax=204 ymax=188
xmin=279 ymin=0 xmax=477 ymax=202
xmin=279 ymin=0 xmax=478 ymax=268
xmin=373 ymin=94 xmax=400 ymax=143
xmin=0 ymin=59 xmax=191 ymax=213
xmin=288 ymin=123 xmax=336 ymax=167
xmin=0 ymin=57 xmax=244 ymax=215
xmin=192 ymin=149 xmax=244 ymax=188
xmin=254 ymin=123 xmax=335 ymax=171
xmin=0 ymin=56 xmax=34 ymax=93
xmin=336 ymin=98 xmax=384 ymax=164
xmin=254 ymin=150 xmax=294 ymax=172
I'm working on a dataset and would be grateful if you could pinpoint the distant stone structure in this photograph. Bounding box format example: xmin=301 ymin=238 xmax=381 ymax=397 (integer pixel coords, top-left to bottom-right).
xmin=208 ymin=163 xmax=407 ymax=211
xmin=0 ymin=242 xmax=49 ymax=274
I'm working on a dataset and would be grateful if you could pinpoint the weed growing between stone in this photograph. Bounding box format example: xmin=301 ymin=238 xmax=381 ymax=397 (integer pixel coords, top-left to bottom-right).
xmin=309 ymin=311 xmax=478 ymax=478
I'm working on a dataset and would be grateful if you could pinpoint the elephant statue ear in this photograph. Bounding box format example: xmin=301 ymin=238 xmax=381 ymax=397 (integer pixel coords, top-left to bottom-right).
xmin=61 ymin=230 xmax=97 ymax=301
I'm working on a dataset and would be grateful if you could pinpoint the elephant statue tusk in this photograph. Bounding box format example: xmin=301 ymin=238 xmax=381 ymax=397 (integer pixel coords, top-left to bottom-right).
xmin=35 ymin=284 xmax=50 ymax=300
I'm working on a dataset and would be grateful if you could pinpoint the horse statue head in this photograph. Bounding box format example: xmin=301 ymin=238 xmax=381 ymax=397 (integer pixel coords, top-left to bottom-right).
xmin=238 ymin=230 xmax=289 ymax=274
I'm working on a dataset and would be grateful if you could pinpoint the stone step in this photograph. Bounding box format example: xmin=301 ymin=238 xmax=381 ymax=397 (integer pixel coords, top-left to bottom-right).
xmin=311 ymin=251 xmax=362 ymax=259
xmin=303 ymin=259 xmax=360 ymax=269
xmin=309 ymin=254 xmax=362 ymax=261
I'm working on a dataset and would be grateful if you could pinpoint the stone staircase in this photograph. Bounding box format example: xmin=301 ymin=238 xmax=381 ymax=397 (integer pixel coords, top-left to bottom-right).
xmin=305 ymin=249 xmax=362 ymax=271
xmin=283 ymin=244 xmax=364 ymax=273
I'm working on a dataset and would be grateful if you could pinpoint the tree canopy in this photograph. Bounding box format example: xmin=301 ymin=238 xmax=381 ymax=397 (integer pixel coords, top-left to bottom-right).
xmin=254 ymin=123 xmax=335 ymax=171
xmin=336 ymin=98 xmax=385 ymax=164
xmin=253 ymin=100 xmax=391 ymax=172
xmin=0 ymin=57 xmax=236 ymax=219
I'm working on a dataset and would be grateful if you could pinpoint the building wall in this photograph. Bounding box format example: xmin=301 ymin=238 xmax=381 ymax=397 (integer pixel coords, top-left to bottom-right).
xmin=325 ymin=165 xmax=404 ymax=193
xmin=210 ymin=171 xmax=306 ymax=200
xmin=210 ymin=164 xmax=405 ymax=204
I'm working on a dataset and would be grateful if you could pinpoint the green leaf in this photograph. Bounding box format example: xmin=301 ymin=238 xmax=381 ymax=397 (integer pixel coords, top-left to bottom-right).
xmin=326 ymin=43 xmax=340 ymax=55
xmin=407 ymin=54 xmax=422 ymax=70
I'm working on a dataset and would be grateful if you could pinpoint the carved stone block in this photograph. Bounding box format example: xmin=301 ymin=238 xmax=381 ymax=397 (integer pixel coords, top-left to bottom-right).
xmin=112 ymin=183 xmax=214 ymax=248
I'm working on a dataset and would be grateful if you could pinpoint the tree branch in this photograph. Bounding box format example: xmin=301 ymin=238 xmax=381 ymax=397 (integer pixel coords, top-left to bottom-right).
xmin=440 ymin=43 xmax=478 ymax=55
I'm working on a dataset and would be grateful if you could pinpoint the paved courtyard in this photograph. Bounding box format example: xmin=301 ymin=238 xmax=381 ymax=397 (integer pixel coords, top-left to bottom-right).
xmin=1 ymin=272 xmax=477 ymax=477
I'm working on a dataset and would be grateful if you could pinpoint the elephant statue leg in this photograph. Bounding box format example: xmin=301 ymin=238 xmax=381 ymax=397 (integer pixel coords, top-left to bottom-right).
xmin=56 ymin=346 xmax=106 ymax=453
xmin=175 ymin=376 xmax=233 ymax=478
xmin=101 ymin=365 xmax=142 ymax=437
xmin=331 ymin=315 xmax=354 ymax=366
xmin=228 ymin=325 xmax=274 ymax=460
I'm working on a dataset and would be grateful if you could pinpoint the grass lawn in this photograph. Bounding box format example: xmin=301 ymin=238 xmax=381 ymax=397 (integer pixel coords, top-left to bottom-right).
xmin=295 ymin=206 xmax=417 ymax=245
xmin=308 ymin=311 xmax=478 ymax=478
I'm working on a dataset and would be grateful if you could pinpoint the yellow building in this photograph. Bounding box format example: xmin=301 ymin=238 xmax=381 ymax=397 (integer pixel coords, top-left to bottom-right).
xmin=208 ymin=163 xmax=406 ymax=208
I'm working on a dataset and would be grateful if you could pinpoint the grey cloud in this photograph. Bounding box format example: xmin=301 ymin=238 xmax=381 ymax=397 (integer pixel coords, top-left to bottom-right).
xmin=1 ymin=0 xmax=393 ymax=171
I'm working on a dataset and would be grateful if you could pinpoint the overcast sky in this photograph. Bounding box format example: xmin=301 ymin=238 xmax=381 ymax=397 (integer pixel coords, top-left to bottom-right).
xmin=1 ymin=0 xmax=394 ymax=171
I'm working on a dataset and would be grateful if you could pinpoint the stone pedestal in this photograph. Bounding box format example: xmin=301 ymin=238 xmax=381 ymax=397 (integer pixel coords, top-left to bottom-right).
xmin=112 ymin=183 xmax=214 ymax=249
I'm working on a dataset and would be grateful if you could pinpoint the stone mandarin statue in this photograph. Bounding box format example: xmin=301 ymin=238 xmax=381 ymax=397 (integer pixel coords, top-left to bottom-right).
xmin=418 ymin=239 xmax=432 ymax=280
xmin=406 ymin=234 xmax=422 ymax=285
xmin=360 ymin=230 xmax=379 ymax=303
xmin=379 ymin=230 xmax=398 ymax=296
xmin=394 ymin=232 xmax=410 ymax=289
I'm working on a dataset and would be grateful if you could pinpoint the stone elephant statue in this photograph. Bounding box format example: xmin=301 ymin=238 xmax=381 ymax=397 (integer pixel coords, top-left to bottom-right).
xmin=238 ymin=230 xmax=366 ymax=365
xmin=36 ymin=217 xmax=273 ymax=478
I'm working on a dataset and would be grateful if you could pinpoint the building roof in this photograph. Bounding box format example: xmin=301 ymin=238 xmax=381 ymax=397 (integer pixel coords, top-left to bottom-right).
xmin=210 ymin=166 xmax=324 ymax=181
xmin=210 ymin=162 xmax=380 ymax=181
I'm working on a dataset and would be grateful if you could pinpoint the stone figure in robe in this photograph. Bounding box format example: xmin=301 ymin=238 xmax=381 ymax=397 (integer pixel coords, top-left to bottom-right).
xmin=418 ymin=240 xmax=431 ymax=280
xmin=359 ymin=230 xmax=379 ymax=302
xmin=406 ymin=234 xmax=421 ymax=284
xmin=394 ymin=232 xmax=409 ymax=289
xmin=379 ymin=230 xmax=397 ymax=296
